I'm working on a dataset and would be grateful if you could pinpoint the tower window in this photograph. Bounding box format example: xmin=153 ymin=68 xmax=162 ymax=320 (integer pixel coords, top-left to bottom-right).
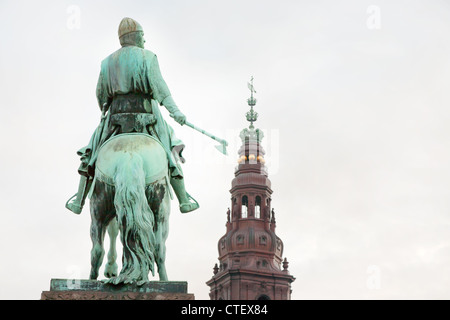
xmin=255 ymin=196 xmax=261 ymax=218
xmin=259 ymin=235 xmax=267 ymax=245
xmin=242 ymin=196 xmax=248 ymax=218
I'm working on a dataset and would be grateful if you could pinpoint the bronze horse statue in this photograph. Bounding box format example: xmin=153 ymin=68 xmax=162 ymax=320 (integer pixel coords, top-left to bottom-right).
xmin=88 ymin=133 xmax=171 ymax=285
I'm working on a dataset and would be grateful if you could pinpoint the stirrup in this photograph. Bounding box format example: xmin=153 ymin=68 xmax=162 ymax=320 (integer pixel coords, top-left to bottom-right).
xmin=65 ymin=194 xmax=83 ymax=215
xmin=180 ymin=193 xmax=199 ymax=214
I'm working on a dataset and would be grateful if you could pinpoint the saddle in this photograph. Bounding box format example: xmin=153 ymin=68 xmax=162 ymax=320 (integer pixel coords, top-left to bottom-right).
xmin=94 ymin=133 xmax=169 ymax=188
xmin=110 ymin=112 xmax=156 ymax=134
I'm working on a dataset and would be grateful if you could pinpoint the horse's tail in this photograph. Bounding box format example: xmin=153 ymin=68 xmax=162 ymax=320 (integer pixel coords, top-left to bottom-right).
xmin=113 ymin=153 xmax=156 ymax=280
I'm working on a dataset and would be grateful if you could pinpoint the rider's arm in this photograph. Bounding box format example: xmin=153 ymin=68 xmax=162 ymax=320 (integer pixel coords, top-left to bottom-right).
xmin=148 ymin=55 xmax=186 ymax=125
xmin=96 ymin=60 xmax=112 ymax=111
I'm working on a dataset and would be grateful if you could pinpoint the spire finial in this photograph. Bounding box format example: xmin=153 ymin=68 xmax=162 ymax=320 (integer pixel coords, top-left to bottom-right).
xmin=247 ymin=76 xmax=256 ymax=103
xmin=246 ymin=76 xmax=258 ymax=129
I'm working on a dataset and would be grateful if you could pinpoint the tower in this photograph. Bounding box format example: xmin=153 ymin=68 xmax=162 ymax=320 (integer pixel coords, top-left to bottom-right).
xmin=206 ymin=78 xmax=295 ymax=300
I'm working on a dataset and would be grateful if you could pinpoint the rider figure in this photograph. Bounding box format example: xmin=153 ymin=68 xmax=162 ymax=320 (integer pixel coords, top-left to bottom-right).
xmin=66 ymin=17 xmax=199 ymax=215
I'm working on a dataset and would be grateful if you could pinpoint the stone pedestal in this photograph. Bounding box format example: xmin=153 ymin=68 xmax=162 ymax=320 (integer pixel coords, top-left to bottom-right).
xmin=41 ymin=279 xmax=195 ymax=300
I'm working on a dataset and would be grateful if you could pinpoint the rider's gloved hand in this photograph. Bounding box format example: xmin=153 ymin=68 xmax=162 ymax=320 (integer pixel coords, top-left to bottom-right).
xmin=171 ymin=110 xmax=186 ymax=125
xmin=162 ymin=95 xmax=186 ymax=126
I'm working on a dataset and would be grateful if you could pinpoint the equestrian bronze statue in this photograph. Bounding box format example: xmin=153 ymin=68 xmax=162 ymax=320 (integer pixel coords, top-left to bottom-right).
xmin=65 ymin=18 xmax=203 ymax=284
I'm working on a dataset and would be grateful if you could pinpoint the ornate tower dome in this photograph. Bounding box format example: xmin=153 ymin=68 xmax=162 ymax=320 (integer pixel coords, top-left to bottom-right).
xmin=206 ymin=78 xmax=295 ymax=300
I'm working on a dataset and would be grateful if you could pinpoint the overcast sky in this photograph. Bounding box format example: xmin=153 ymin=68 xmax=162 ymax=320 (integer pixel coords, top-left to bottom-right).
xmin=1 ymin=0 xmax=450 ymax=300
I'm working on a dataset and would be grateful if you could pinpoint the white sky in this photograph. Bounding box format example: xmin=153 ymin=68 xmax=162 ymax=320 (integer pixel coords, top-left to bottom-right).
xmin=1 ymin=0 xmax=450 ymax=300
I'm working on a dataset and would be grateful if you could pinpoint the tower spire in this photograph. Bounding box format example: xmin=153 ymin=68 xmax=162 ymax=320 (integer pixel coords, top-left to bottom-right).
xmin=240 ymin=77 xmax=264 ymax=146
xmin=246 ymin=76 xmax=258 ymax=129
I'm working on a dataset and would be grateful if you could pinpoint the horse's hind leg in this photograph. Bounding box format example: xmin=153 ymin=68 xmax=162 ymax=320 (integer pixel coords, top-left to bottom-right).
xmin=104 ymin=217 xmax=119 ymax=278
xmin=89 ymin=181 xmax=115 ymax=280
xmin=89 ymin=216 xmax=106 ymax=280
xmin=156 ymin=230 xmax=168 ymax=282
xmin=148 ymin=181 xmax=171 ymax=281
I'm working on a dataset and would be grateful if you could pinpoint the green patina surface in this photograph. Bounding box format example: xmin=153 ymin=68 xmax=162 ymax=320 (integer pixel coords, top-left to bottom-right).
xmin=64 ymin=17 xmax=233 ymax=287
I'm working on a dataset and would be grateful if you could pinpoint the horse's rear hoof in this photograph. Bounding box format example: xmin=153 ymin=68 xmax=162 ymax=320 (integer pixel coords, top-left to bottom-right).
xmin=104 ymin=263 xmax=118 ymax=278
xmin=104 ymin=271 xmax=117 ymax=278
xmin=89 ymin=273 xmax=98 ymax=281
xmin=137 ymin=280 xmax=148 ymax=286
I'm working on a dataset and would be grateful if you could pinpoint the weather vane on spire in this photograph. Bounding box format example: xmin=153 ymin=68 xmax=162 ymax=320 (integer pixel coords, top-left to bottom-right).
xmin=247 ymin=76 xmax=257 ymax=104
xmin=246 ymin=76 xmax=258 ymax=129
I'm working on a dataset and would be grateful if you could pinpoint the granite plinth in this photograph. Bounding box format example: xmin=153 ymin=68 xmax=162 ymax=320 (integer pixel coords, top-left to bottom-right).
xmin=41 ymin=279 xmax=195 ymax=300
